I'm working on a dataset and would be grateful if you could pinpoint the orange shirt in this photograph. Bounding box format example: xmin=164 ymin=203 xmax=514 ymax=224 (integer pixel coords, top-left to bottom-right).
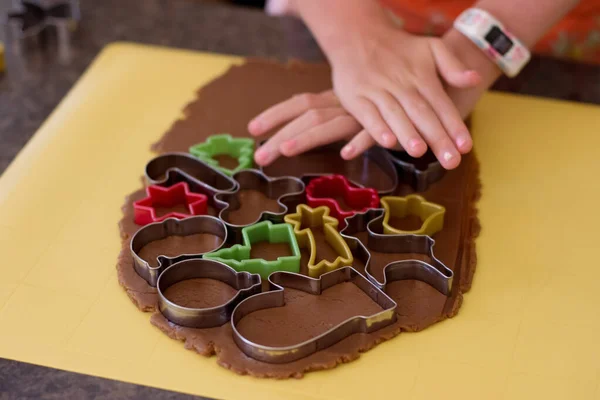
xmin=379 ymin=0 xmax=600 ymax=63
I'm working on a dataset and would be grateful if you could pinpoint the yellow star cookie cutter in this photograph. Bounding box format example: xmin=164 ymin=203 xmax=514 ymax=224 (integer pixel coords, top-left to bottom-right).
xmin=284 ymin=204 xmax=353 ymax=278
xmin=380 ymin=195 xmax=446 ymax=236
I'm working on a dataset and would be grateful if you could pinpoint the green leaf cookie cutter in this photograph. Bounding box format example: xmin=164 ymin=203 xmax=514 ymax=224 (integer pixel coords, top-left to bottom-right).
xmin=189 ymin=134 xmax=255 ymax=176
xmin=203 ymin=220 xmax=301 ymax=279
xmin=380 ymin=195 xmax=445 ymax=236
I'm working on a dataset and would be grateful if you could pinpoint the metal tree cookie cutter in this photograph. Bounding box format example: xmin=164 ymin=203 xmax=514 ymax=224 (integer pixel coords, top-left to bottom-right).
xmin=130 ymin=215 xmax=228 ymax=287
xmin=340 ymin=209 xmax=454 ymax=296
xmin=259 ymin=142 xmax=399 ymax=195
xmin=305 ymin=174 xmax=380 ymax=226
xmin=380 ymin=195 xmax=445 ymax=236
xmin=157 ymin=258 xmax=261 ymax=329
xmin=214 ymin=169 xmax=305 ymax=243
xmin=284 ymin=204 xmax=353 ymax=278
xmin=231 ymin=266 xmax=397 ymax=364
xmin=133 ymin=182 xmax=208 ymax=226
xmin=189 ymin=134 xmax=255 ymax=177
xmin=387 ymin=149 xmax=446 ymax=192
xmin=204 ymin=220 xmax=301 ymax=279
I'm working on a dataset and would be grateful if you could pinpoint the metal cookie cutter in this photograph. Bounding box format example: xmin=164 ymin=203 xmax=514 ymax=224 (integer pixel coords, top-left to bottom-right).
xmin=387 ymin=149 xmax=446 ymax=192
xmin=340 ymin=209 xmax=454 ymax=296
xmin=189 ymin=134 xmax=255 ymax=177
xmin=204 ymin=220 xmax=301 ymax=279
xmin=130 ymin=215 xmax=228 ymax=287
xmin=305 ymin=174 xmax=380 ymax=226
xmin=284 ymin=204 xmax=353 ymax=278
xmin=214 ymin=169 xmax=305 ymax=243
xmin=231 ymin=266 xmax=397 ymax=364
xmin=380 ymin=195 xmax=445 ymax=236
xmin=133 ymin=182 xmax=208 ymax=226
xmin=157 ymin=259 xmax=261 ymax=328
xmin=260 ymin=142 xmax=399 ymax=195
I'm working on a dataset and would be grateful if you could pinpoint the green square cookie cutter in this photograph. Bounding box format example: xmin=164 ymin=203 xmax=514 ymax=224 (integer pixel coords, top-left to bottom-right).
xmin=189 ymin=133 xmax=255 ymax=176
xmin=204 ymin=220 xmax=301 ymax=279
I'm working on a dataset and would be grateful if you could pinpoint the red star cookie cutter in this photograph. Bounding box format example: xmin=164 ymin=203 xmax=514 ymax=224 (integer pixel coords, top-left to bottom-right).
xmin=133 ymin=182 xmax=208 ymax=225
xmin=306 ymin=174 xmax=380 ymax=226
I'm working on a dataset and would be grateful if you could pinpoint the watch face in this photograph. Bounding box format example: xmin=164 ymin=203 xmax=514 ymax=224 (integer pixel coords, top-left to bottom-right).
xmin=485 ymin=25 xmax=513 ymax=56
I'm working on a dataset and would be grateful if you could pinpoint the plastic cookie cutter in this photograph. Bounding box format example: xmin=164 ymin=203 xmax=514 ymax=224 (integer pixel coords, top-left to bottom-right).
xmin=189 ymin=134 xmax=255 ymax=177
xmin=259 ymin=142 xmax=399 ymax=195
xmin=305 ymin=174 xmax=379 ymax=226
xmin=380 ymin=195 xmax=445 ymax=236
xmin=284 ymin=204 xmax=353 ymax=278
xmin=132 ymin=182 xmax=208 ymax=226
xmin=214 ymin=169 xmax=305 ymax=243
xmin=231 ymin=266 xmax=397 ymax=364
xmin=204 ymin=220 xmax=301 ymax=279
xmin=157 ymin=258 xmax=262 ymax=328
xmin=130 ymin=215 xmax=228 ymax=287
xmin=340 ymin=209 xmax=453 ymax=296
xmin=387 ymin=149 xmax=446 ymax=192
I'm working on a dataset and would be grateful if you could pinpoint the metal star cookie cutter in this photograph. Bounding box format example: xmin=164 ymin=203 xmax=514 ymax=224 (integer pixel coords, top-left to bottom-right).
xmin=157 ymin=258 xmax=261 ymax=329
xmin=380 ymin=195 xmax=445 ymax=236
xmin=204 ymin=220 xmax=301 ymax=279
xmin=189 ymin=134 xmax=255 ymax=177
xmin=387 ymin=149 xmax=446 ymax=192
xmin=130 ymin=215 xmax=228 ymax=287
xmin=284 ymin=204 xmax=353 ymax=278
xmin=340 ymin=209 xmax=453 ymax=296
xmin=231 ymin=266 xmax=397 ymax=364
xmin=214 ymin=169 xmax=305 ymax=243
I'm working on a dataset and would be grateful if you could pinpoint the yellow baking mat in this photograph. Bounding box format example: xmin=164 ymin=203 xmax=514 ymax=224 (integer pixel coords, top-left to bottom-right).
xmin=0 ymin=42 xmax=599 ymax=400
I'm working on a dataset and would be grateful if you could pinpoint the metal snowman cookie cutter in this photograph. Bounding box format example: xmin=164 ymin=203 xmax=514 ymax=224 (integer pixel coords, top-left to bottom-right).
xmin=387 ymin=149 xmax=446 ymax=192
xmin=230 ymin=266 xmax=397 ymax=364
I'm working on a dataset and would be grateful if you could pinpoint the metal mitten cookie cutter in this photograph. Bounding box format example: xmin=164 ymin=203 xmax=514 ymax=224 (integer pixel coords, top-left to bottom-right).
xmin=130 ymin=215 xmax=228 ymax=287
xmin=157 ymin=259 xmax=261 ymax=329
xmin=214 ymin=169 xmax=305 ymax=243
xmin=230 ymin=267 xmax=397 ymax=364
xmin=387 ymin=149 xmax=446 ymax=192
xmin=340 ymin=208 xmax=454 ymax=296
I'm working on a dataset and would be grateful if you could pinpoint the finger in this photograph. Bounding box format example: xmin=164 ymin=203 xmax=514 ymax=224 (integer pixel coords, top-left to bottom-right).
xmin=341 ymin=130 xmax=376 ymax=160
xmin=280 ymin=115 xmax=362 ymax=157
xmin=397 ymin=89 xmax=461 ymax=169
xmin=418 ymin=82 xmax=473 ymax=154
xmin=429 ymin=39 xmax=481 ymax=88
xmin=344 ymin=96 xmax=397 ymax=148
xmin=254 ymin=107 xmax=346 ymax=166
xmin=248 ymin=90 xmax=338 ymax=136
xmin=369 ymin=90 xmax=427 ymax=157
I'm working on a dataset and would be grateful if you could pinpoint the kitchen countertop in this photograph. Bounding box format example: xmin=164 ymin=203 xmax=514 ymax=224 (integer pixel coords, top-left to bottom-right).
xmin=0 ymin=0 xmax=599 ymax=399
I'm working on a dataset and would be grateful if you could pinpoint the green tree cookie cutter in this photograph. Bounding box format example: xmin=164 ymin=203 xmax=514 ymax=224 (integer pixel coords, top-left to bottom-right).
xmin=380 ymin=195 xmax=445 ymax=236
xmin=203 ymin=220 xmax=300 ymax=279
xmin=189 ymin=134 xmax=255 ymax=176
xmin=284 ymin=204 xmax=353 ymax=278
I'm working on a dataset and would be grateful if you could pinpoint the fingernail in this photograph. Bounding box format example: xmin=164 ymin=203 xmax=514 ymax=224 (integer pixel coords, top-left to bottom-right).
xmin=443 ymin=151 xmax=454 ymax=162
xmin=465 ymin=70 xmax=481 ymax=81
xmin=409 ymin=139 xmax=424 ymax=151
xmin=281 ymin=139 xmax=296 ymax=153
xmin=255 ymin=147 xmax=271 ymax=164
xmin=249 ymin=119 xmax=261 ymax=133
xmin=456 ymin=135 xmax=469 ymax=149
xmin=341 ymin=145 xmax=355 ymax=159
xmin=382 ymin=133 xmax=395 ymax=147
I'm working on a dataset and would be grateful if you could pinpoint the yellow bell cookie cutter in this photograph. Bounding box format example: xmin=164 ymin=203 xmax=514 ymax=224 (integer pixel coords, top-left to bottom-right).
xmin=380 ymin=195 xmax=445 ymax=236
xmin=284 ymin=204 xmax=353 ymax=278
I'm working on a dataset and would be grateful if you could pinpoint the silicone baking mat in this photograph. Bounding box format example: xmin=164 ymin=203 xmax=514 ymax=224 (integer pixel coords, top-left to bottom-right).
xmin=0 ymin=43 xmax=599 ymax=400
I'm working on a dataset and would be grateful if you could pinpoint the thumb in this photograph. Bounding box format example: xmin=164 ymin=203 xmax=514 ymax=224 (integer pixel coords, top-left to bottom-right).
xmin=430 ymin=39 xmax=481 ymax=88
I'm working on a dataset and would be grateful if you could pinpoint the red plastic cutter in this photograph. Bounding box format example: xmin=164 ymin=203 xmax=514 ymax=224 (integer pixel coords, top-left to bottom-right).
xmin=306 ymin=175 xmax=380 ymax=227
xmin=133 ymin=182 xmax=208 ymax=225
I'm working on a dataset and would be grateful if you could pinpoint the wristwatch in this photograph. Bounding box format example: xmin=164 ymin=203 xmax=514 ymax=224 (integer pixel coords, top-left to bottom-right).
xmin=453 ymin=8 xmax=531 ymax=77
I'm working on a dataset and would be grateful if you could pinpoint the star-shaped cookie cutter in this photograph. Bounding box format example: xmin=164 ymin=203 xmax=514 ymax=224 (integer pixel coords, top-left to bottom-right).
xmin=133 ymin=182 xmax=208 ymax=226
xmin=130 ymin=215 xmax=228 ymax=287
xmin=340 ymin=209 xmax=454 ymax=295
xmin=214 ymin=169 xmax=305 ymax=243
xmin=158 ymin=258 xmax=261 ymax=329
xmin=189 ymin=134 xmax=255 ymax=177
xmin=387 ymin=149 xmax=446 ymax=192
xmin=380 ymin=195 xmax=445 ymax=236
xmin=284 ymin=204 xmax=353 ymax=278
xmin=204 ymin=220 xmax=301 ymax=279
xmin=231 ymin=266 xmax=397 ymax=364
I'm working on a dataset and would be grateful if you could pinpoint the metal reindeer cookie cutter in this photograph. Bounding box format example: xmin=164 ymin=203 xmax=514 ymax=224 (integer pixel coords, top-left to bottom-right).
xmin=231 ymin=267 xmax=397 ymax=364
xmin=387 ymin=149 xmax=446 ymax=192
xmin=214 ymin=169 xmax=305 ymax=243
xmin=340 ymin=209 xmax=454 ymax=296
xmin=157 ymin=259 xmax=261 ymax=329
xmin=130 ymin=215 xmax=228 ymax=287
